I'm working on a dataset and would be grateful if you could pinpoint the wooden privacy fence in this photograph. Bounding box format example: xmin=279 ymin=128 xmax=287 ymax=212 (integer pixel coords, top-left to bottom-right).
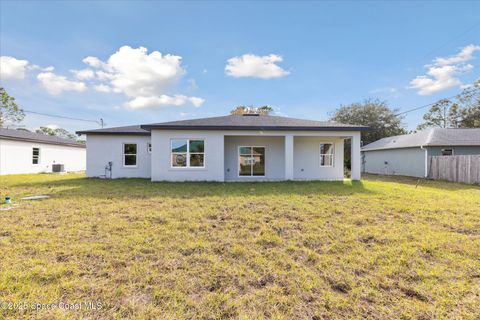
xmin=428 ymin=155 xmax=480 ymax=184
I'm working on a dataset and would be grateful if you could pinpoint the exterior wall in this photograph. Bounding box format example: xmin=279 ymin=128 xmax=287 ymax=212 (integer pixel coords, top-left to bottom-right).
xmin=151 ymin=130 xmax=224 ymax=181
xmin=363 ymin=147 xmax=426 ymax=177
xmin=84 ymin=129 xmax=361 ymax=182
xmin=85 ymin=135 xmax=151 ymax=178
xmin=0 ymin=138 xmax=85 ymax=175
xmin=224 ymin=136 xmax=285 ymax=181
xmin=293 ymin=136 xmax=345 ymax=180
xmin=427 ymin=146 xmax=480 ymax=156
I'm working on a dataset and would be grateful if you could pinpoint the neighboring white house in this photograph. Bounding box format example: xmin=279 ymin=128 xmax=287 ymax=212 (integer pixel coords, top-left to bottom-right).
xmin=77 ymin=114 xmax=367 ymax=181
xmin=362 ymin=128 xmax=480 ymax=177
xmin=0 ymin=128 xmax=86 ymax=175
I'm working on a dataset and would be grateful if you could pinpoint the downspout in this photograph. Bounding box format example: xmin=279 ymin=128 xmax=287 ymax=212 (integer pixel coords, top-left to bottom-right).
xmin=420 ymin=145 xmax=428 ymax=177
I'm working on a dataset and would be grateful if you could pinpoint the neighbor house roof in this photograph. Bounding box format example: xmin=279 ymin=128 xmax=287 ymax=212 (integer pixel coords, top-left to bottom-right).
xmin=0 ymin=128 xmax=85 ymax=148
xmin=141 ymin=114 xmax=368 ymax=131
xmin=76 ymin=125 xmax=150 ymax=136
xmin=362 ymin=128 xmax=480 ymax=151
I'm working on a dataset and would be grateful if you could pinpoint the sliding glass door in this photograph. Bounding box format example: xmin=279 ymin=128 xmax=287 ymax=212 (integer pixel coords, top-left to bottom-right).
xmin=239 ymin=146 xmax=265 ymax=177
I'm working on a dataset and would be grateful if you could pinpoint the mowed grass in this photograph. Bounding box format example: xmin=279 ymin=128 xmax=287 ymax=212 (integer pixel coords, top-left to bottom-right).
xmin=0 ymin=174 xmax=479 ymax=319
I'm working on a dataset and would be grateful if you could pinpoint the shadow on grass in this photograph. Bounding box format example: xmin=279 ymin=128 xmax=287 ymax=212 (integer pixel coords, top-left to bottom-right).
xmin=8 ymin=176 xmax=374 ymax=200
xmin=363 ymin=173 xmax=480 ymax=191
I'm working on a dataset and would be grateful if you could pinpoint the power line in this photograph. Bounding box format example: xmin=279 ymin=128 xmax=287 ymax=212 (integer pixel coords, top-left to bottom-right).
xmin=415 ymin=21 xmax=480 ymax=65
xmin=22 ymin=109 xmax=104 ymax=127
xmin=395 ymin=21 xmax=480 ymax=118
xmin=394 ymin=94 xmax=459 ymax=116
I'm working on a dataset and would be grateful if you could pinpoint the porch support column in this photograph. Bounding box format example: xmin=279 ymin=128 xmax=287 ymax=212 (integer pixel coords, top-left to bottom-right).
xmin=285 ymin=134 xmax=294 ymax=180
xmin=351 ymin=132 xmax=361 ymax=181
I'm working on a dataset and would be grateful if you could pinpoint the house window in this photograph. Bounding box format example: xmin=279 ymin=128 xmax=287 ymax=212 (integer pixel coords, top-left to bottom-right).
xmin=123 ymin=143 xmax=137 ymax=167
xmin=171 ymin=139 xmax=205 ymax=168
xmin=32 ymin=147 xmax=40 ymax=164
xmin=147 ymin=143 xmax=152 ymax=153
xmin=239 ymin=146 xmax=265 ymax=176
xmin=441 ymin=148 xmax=453 ymax=156
xmin=320 ymin=143 xmax=334 ymax=167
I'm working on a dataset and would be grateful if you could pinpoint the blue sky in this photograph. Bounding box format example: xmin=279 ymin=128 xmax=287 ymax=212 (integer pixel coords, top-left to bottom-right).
xmin=1 ymin=1 xmax=479 ymax=133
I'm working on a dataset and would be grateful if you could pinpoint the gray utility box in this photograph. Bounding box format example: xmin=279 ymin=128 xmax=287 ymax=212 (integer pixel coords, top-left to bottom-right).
xmin=52 ymin=164 xmax=65 ymax=173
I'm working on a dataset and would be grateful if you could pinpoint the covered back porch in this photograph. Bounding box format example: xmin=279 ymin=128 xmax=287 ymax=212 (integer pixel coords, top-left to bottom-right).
xmin=223 ymin=132 xmax=361 ymax=181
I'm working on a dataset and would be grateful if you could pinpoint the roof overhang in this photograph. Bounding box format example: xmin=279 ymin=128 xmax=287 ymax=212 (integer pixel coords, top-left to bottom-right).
xmin=0 ymin=135 xmax=86 ymax=148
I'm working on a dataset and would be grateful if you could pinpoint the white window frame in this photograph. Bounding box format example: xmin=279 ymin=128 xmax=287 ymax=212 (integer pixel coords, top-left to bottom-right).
xmin=147 ymin=143 xmax=152 ymax=154
xmin=319 ymin=143 xmax=334 ymax=167
xmin=32 ymin=147 xmax=40 ymax=165
xmin=441 ymin=148 xmax=454 ymax=156
xmin=123 ymin=143 xmax=138 ymax=168
xmin=170 ymin=139 xmax=205 ymax=168
xmin=238 ymin=146 xmax=266 ymax=177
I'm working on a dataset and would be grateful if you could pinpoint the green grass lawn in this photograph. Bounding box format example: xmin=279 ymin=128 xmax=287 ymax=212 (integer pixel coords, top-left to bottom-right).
xmin=0 ymin=174 xmax=479 ymax=319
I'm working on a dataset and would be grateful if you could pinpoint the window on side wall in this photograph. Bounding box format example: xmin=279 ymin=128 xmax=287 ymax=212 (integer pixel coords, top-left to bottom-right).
xmin=123 ymin=143 xmax=137 ymax=167
xmin=32 ymin=147 xmax=40 ymax=164
xmin=441 ymin=148 xmax=453 ymax=156
xmin=320 ymin=143 xmax=334 ymax=167
xmin=171 ymin=139 xmax=205 ymax=168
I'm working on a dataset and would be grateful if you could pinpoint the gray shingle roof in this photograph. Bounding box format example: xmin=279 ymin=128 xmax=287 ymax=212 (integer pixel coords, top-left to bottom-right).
xmin=141 ymin=114 xmax=368 ymax=131
xmin=76 ymin=125 xmax=150 ymax=135
xmin=0 ymin=128 xmax=85 ymax=148
xmin=362 ymin=128 xmax=480 ymax=151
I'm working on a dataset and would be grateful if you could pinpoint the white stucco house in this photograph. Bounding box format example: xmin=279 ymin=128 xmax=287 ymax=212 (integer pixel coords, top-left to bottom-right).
xmin=0 ymin=128 xmax=86 ymax=175
xmin=77 ymin=114 xmax=367 ymax=181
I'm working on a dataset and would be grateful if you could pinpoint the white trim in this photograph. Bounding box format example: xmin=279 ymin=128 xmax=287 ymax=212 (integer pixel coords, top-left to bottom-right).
xmin=122 ymin=143 xmax=138 ymax=168
xmin=420 ymin=145 xmax=428 ymax=177
xmin=238 ymin=146 xmax=266 ymax=177
xmin=319 ymin=142 xmax=334 ymax=167
xmin=170 ymin=138 xmax=205 ymax=169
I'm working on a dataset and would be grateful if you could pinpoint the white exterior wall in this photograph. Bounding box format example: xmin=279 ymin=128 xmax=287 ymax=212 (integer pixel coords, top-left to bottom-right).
xmin=293 ymin=136 xmax=345 ymax=180
xmin=224 ymin=136 xmax=285 ymax=181
xmin=0 ymin=139 xmax=85 ymax=175
xmin=84 ymin=129 xmax=361 ymax=181
xmin=151 ymin=130 xmax=224 ymax=181
xmin=85 ymin=135 xmax=151 ymax=178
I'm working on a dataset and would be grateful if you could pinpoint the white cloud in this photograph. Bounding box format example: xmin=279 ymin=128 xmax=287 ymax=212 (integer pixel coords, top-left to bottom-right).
xmin=37 ymin=72 xmax=87 ymax=95
xmin=124 ymin=94 xmax=204 ymax=109
xmin=225 ymin=54 xmax=290 ymax=79
xmin=83 ymin=56 xmax=107 ymax=69
xmin=71 ymin=68 xmax=95 ymax=80
xmin=0 ymin=56 xmax=29 ymax=80
xmin=83 ymin=45 xmax=203 ymax=108
xmin=433 ymin=44 xmax=480 ymax=66
xmin=370 ymin=87 xmax=400 ymax=98
xmin=409 ymin=44 xmax=480 ymax=95
xmin=94 ymin=84 xmax=112 ymax=93
xmin=189 ymin=96 xmax=205 ymax=108
xmin=187 ymin=78 xmax=198 ymax=90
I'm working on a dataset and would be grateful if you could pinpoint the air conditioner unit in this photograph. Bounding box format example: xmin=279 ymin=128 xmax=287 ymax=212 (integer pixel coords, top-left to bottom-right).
xmin=52 ymin=164 xmax=65 ymax=173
